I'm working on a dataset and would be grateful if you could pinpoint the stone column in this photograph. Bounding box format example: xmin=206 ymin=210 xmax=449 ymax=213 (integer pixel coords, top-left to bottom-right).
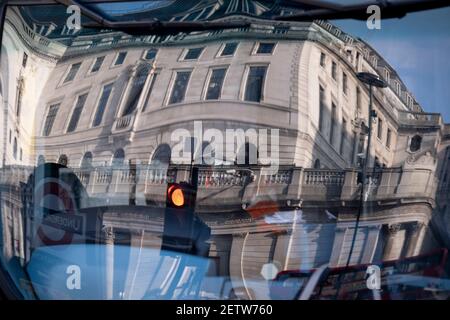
xmin=104 ymin=226 xmax=115 ymax=300
xmin=382 ymin=223 xmax=402 ymax=261
xmin=405 ymin=222 xmax=426 ymax=257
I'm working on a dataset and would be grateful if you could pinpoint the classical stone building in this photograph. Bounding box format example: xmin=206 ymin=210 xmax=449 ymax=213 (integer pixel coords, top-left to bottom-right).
xmin=0 ymin=2 xmax=449 ymax=299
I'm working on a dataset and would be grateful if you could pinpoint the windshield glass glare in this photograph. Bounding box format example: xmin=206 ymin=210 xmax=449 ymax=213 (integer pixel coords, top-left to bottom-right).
xmin=0 ymin=0 xmax=450 ymax=300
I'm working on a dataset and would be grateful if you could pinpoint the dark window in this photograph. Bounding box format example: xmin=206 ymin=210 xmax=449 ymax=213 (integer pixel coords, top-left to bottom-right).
xmin=81 ymin=152 xmax=93 ymax=169
xmin=340 ymin=118 xmax=347 ymax=155
xmin=330 ymin=103 xmax=337 ymax=144
xmin=13 ymin=138 xmax=17 ymax=160
xmin=377 ymin=118 xmax=383 ymax=140
xmin=206 ymin=68 xmax=227 ymax=100
xmin=63 ymin=62 xmax=81 ymax=83
xmin=410 ymin=135 xmax=422 ymax=152
xmin=67 ymin=93 xmax=88 ymax=133
xmin=114 ymin=52 xmax=127 ymax=65
xmin=169 ymin=71 xmax=191 ymax=104
xmin=319 ymin=86 xmax=325 ymax=132
xmin=43 ymin=103 xmax=60 ymax=136
xmin=244 ymin=66 xmax=267 ymax=102
xmin=320 ymin=52 xmax=326 ymax=67
xmin=314 ymin=159 xmax=321 ymax=169
xmin=20 ymin=148 xmax=23 ymax=161
xmin=57 ymin=154 xmax=68 ymax=166
xmin=356 ymin=87 xmax=361 ymax=111
xmin=91 ymin=56 xmax=105 ymax=73
xmin=343 ymin=72 xmax=348 ymax=95
xmin=9 ymin=130 xmax=11 ymax=143
xmin=93 ymin=83 xmax=113 ymax=127
xmin=386 ymin=128 xmax=392 ymax=149
xmin=122 ymin=64 xmax=151 ymax=115
xmin=152 ymin=144 xmax=171 ymax=165
xmin=112 ymin=148 xmax=125 ymax=167
xmin=256 ymin=43 xmax=275 ymax=54
xmin=221 ymin=43 xmax=238 ymax=56
xmin=22 ymin=52 xmax=28 ymax=68
xmin=331 ymin=61 xmax=337 ymax=80
xmin=184 ymin=47 xmax=203 ymax=60
xmin=145 ymin=49 xmax=158 ymax=60
xmin=16 ymin=80 xmax=23 ymax=118
xmin=142 ymin=73 xmax=158 ymax=111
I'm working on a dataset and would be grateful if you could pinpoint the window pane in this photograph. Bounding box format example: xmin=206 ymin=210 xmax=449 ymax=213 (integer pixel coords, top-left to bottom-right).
xmin=145 ymin=49 xmax=158 ymax=60
xmin=206 ymin=68 xmax=226 ymax=100
xmin=330 ymin=103 xmax=337 ymax=144
xmin=320 ymin=52 xmax=326 ymax=67
xmin=169 ymin=71 xmax=191 ymax=104
xmin=115 ymin=52 xmax=127 ymax=65
xmin=63 ymin=62 xmax=81 ymax=83
xmin=67 ymin=93 xmax=88 ymax=132
xmin=332 ymin=61 xmax=337 ymax=80
xmin=91 ymin=56 xmax=105 ymax=73
xmin=319 ymin=86 xmax=325 ymax=132
xmin=43 ymin=103 xmax=60 ymax=136
xmin=143 ymin=73 xmax=158 ymax=111
xmin=93 ymin=83 xmax=113 ymax=127
xmin=244 ymin=66 xmax=267 ymax=102
xmin=257 ymin=43 xmax=275 ymax=54
xmin=221 ymin=43 xmax=238 ymax=56
xmin=184 ymin=48 xmax=203 ymax=60
xmin=122 ymin=64 xmax=151 ymax=116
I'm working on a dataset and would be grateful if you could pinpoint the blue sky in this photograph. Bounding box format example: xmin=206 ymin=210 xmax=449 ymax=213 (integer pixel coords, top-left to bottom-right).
xmin=334 ymin=6 xmax=450 ymax=122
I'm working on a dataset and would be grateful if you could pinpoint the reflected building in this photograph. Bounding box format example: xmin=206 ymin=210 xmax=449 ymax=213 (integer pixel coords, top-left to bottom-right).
xmin=0 ymin=2 xmax=449 ymax=299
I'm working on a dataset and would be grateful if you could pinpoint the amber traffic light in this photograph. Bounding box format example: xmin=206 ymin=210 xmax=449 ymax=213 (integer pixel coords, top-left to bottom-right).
xmin=167 ymin=184 xmax=185 ymax=207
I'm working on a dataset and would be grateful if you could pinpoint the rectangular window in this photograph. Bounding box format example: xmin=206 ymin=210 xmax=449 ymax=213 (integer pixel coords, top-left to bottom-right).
xmin=343 ymin=72 xmax=348 ymax=95
xmin=169 ymin=71 xmax=191 ymax=104
xmin=330 ymin=103 xmax=337 ymax=145
xmin=356 ymin=87 xmax=361 ymax=111
xmin=90 ymin=56 xmax=105 ymax=73
xmin=184 ymin=47 xmax=204 ymax=60
xmin=320 ymin=52 xmax=326 ymax=67
xmin=206 ymin=68 xmax=227 ymax=100
xmin=319 ymin=86 xmax=325 ymax=132
xmin=244 ymin=66 xmax=267 ymax=102
xmin=352 ymin=131 xmax=358 ymax=164
xmin=142 ymin=73 xmax=158 ymax=111
xmin=67 ymin=93 xmax=88 ymax=132
xmin=22 ymin=52 xmax=28 ymax=68
xmin=377 ymin=118 xmax=383 ymax=140
xmin=93 ymin=83 xmax=113 ymax=127
xmin=331 ymin=61 xmax=337 ymax=80
xmin=386 ymin=128 xmax=392 ymax=149
xmin=114 ymin=52 xmax=127 ymax=65
xmin=63 ymin=62 xmax=81 ymax=83
xmin=145 ymin=49 xmax=158 ymax=60
xmin=340 ymin=118 xmax=347 ymax=155
xmin=43 ymin=103 xmax=60 ymax=136
xmin=220 ymin=42 xmax=238 ymax=56
xmin=256 ymin=43 xmax=275 ymax=54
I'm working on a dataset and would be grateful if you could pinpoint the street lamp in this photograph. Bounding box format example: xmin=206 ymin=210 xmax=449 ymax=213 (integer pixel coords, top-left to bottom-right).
xmin=345 ymin=72 xmax=387 ymax=267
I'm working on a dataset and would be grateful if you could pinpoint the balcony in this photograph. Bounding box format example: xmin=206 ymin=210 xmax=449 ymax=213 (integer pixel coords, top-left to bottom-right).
xmin=113 ymin=113 xmax=135 ymax=131
xmin=0 ymin=164 xmax=438 ymax=212
xmin=397 ymin=111 xmax=442 ymax=128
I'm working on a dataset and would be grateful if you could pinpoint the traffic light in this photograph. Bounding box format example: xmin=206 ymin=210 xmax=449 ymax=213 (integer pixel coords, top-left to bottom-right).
xmin=162 ymin=181 xmax=198 ymax=254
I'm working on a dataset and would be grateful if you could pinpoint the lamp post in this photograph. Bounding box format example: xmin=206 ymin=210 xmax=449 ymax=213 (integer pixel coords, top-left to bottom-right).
xmin=345 ymin=72 xmax=387 ymax=267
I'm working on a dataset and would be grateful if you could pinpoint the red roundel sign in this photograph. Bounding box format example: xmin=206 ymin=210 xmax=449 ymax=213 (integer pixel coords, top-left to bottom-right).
xmin=35 ymin=178 xmax=77 ymax=246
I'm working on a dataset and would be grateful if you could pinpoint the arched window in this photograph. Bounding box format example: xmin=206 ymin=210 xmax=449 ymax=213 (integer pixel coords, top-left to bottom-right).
xmin=314 ymin=159 xmax=321 ymax=169
xmin=57 ymin=154 xmax=68 ymax=166
xmin=236 ymin=143 xmax=258 ymax=166
xmin=201 ymin=141 xmax=217 ymax=165
xmin=151 ymin=144 xmax=171 ymax=165
xmin=112 ymin=148 xmax=125 ymax=167
xmin=410 ymin=135 xmax=422 ymax=152
xmin=81 ymin=152 xmax=93 ymax=169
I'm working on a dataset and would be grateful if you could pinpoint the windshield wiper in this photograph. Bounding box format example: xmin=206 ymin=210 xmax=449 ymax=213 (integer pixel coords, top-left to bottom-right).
xmin=55 ymin=0 xmax=250 ymax=35
xmin=276 ymin=0 xmax=450 ymax=21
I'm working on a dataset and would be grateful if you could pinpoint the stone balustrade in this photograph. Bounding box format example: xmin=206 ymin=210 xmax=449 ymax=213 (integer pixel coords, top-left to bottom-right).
xmin=0 ymin=164 xmax=438 ymax=210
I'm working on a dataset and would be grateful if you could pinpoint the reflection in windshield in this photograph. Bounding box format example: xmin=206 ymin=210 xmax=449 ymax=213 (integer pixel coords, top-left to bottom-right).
xmin=0 ymin=1 xmax=450 ymax=300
